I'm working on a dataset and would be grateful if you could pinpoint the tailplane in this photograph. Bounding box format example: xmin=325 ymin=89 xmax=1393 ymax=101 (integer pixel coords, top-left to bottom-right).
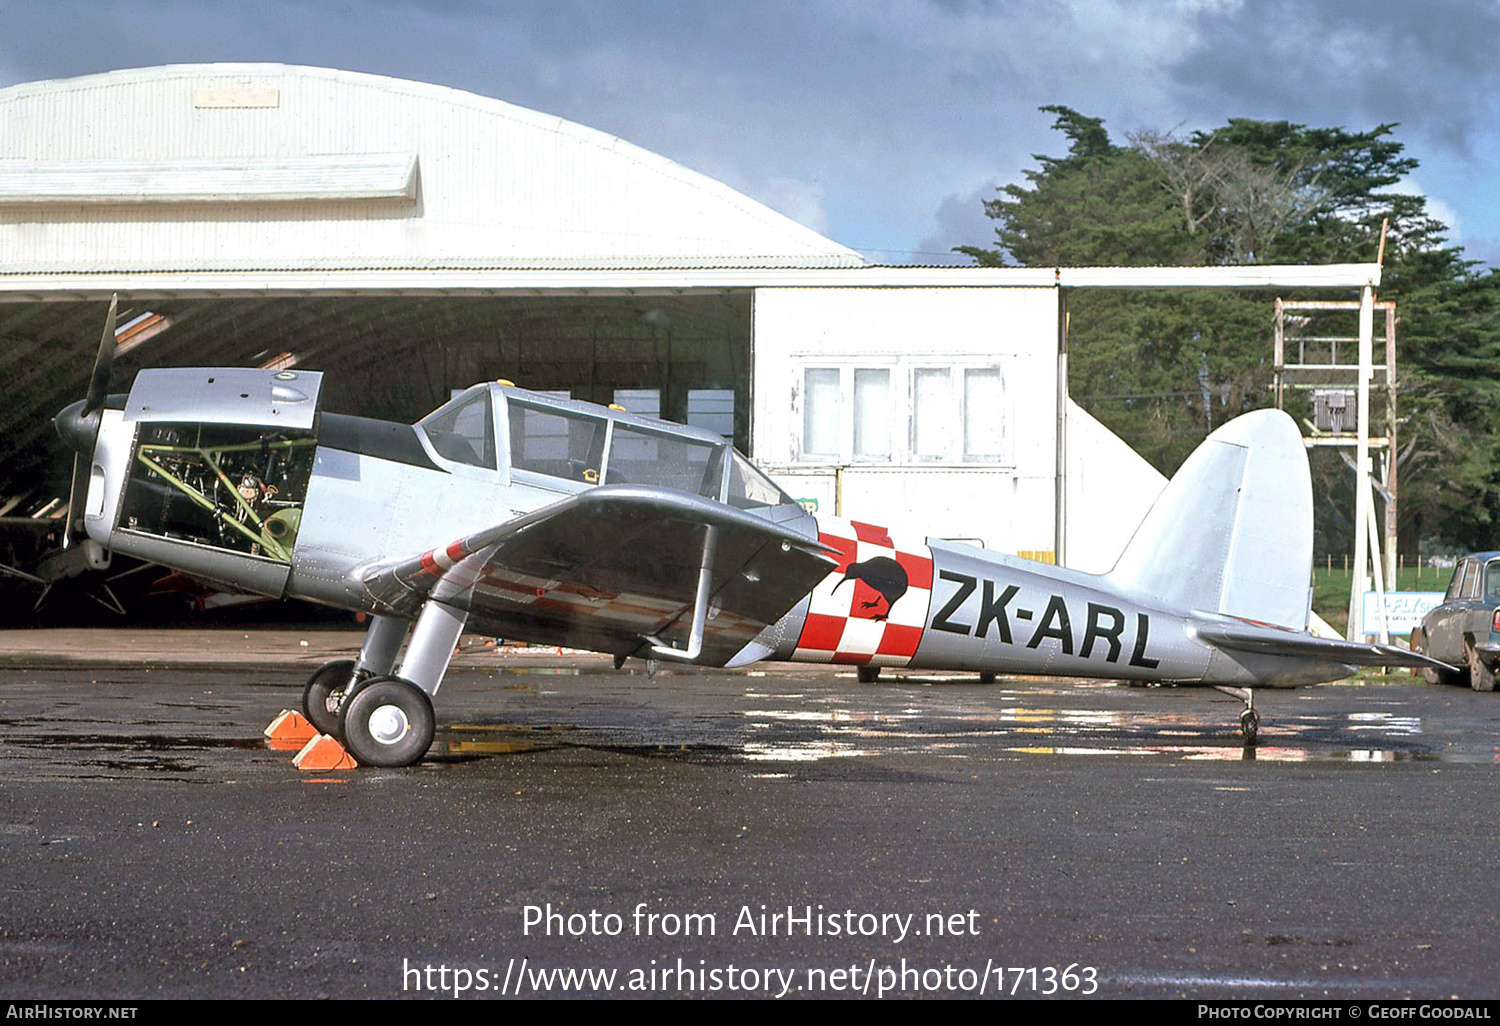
xmin=1107 ymin=410 xmax=1312 ymax=629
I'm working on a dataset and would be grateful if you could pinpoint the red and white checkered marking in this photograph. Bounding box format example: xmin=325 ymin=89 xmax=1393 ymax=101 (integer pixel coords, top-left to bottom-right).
xmin=791 ymin=517 xmax=933 ymax=667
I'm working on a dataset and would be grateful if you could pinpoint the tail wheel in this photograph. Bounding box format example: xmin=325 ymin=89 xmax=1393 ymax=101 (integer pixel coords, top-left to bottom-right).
xmin=856 ymin=666 xmax=880 ymax=684
xmin=1240 ymin=708 xmax=1260 ymax=745
xmin=340 ymin=676 xmax=436 ymax=767
xmin=302 ymin=659 xmax=357 ymax=736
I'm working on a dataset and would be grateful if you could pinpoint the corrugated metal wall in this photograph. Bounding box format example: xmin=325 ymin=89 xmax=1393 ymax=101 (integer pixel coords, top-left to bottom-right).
xmin=0 ymin=64 xmax=864 ymax=272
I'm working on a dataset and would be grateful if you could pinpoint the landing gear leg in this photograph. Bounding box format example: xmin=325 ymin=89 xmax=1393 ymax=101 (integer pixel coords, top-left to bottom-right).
xmin=305 ymin=615 xmax=410 ymax=736
xmin=1213 ymin=685 xmax=1259 ymax=745
xmin=355 ymin=614 xmax=409 ymax=679
xmin=340 ymin=602 xmax=466 ymax=767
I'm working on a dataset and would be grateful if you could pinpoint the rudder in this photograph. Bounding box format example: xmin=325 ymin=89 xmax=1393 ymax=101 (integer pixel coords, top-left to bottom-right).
xmin=1106 ymin=409 xmax=1312 ymax=630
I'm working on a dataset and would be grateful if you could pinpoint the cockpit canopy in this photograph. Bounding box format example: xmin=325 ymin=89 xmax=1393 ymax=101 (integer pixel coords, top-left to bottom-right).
xmin=417 ymin=384 xmax=794 ymax=510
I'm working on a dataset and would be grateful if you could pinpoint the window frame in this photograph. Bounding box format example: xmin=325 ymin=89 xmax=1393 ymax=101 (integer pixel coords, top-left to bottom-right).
xmin=793 ymin=357 xmax=1010 ymax=467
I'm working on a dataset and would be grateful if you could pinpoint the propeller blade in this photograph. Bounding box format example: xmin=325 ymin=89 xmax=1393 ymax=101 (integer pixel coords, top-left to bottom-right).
xmin=62 ymin=295 xmax=118 ymax=544
xmin=64 ymin=452 xmax=90 ymax=544
xmin=81 ymin=294 xmax=118 ymax=416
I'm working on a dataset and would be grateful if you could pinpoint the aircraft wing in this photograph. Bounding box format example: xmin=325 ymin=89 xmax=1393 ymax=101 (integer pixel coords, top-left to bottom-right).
xmin=1195 ymin=622 xmax=1460 ymax=672
xmin=360 ymin=484 xmax=836 ymax=665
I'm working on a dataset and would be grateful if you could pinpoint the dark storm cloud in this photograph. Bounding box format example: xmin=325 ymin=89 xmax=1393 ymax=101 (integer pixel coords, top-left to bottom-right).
xmin=1170 ymin=0 xmax=1500 ymax=153
xmin=916 ymin=183 xmax=1006 ymax=264
xmin=0 ymin=1 xmax=1172 ymax=256
xmin=4 ymin=1 xmax=1498 ymax=260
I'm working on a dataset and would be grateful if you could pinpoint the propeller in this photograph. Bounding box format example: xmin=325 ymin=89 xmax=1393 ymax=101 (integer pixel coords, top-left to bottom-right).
xmin=56 ymin=295 xmax=118 ymax=546
xmin=83 ymin=294 xmax=119 ymax=416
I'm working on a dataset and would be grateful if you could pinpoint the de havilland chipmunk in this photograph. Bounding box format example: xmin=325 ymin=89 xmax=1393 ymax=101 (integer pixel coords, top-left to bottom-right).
xmin=50 ymin=299 xmax=1452 ymax=766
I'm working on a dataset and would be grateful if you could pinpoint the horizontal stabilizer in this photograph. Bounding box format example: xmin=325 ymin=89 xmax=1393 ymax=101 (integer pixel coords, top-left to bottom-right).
xmin=1196 ymin=622 xmax=1459 ymax=672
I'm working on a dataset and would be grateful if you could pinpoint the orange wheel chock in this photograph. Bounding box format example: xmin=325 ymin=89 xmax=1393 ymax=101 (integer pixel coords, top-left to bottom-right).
xmin=264 ymin=709 xmax=318 ymax=748
xmin=293 ymin=733 xmax=358 ymax=771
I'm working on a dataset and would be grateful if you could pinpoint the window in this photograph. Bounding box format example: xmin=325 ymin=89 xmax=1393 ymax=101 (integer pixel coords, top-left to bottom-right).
xmin=419 ymin=387 xmax=494 ymax=468
xmin=613 ymin=388 xmax=661 ymax=420
xmin=796 ymin=360 xmax=1007 ymax=464
xmin=853 ymin=369 xmax=890 ymax=460
xmin=507 ymin=401 xmax=605 ymax=484
xmin=801 ymin=369 xmax=840 ymax=458
xmin=604 ymin=422 xmax=722 ymax=498
xmin=1462 ymin=560 xmax=1483 ymax=600
xmin=800 ymin=366 xmax=891 ymax=462
xmin=963 ymin=367 xmax=1005 ymax=460
xmin=727 ymin=451 xmax=792 ymax=509
xmin=1446 ymin=562 xmax=1469 ymax=602
xmin=687 ymin=389 xmax=736 ymax=440
xmin=911 ymin=368 xmax=952 ymax=460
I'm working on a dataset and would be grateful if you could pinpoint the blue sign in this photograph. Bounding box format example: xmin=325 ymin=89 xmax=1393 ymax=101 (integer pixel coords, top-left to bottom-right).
xmin=1359 ymin=591 xmax=1443 ymax=636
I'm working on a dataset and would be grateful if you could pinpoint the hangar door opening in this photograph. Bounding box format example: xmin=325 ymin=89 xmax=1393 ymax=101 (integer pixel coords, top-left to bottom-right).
xmin=0 ymin=290 xmax=754 ymax=517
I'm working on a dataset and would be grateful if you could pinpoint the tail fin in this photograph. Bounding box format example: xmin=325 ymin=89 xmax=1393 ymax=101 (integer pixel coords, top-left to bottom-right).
xmin=1107 ymin=409 xmax=1312 ymax=629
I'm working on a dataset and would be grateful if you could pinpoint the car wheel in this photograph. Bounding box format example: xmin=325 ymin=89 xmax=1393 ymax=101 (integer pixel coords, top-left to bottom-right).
xmin=1413 ymin=630 xmax=1459 ymax=686
xmin=1467 ymin=640 xmax=1496 ymax=692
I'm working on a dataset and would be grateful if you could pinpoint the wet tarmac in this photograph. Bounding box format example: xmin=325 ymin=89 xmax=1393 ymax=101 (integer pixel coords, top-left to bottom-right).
xmin=2 ymin=633 xmax=1500 ymax=1000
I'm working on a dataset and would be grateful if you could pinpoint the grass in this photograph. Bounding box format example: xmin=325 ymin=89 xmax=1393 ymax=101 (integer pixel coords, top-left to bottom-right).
xmin=1310 ymin=565 xmax=1450 ymax=635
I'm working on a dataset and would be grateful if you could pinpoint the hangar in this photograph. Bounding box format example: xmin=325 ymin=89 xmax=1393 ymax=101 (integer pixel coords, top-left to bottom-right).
xmin=0 ymin=64 xmax=1379 ymax=604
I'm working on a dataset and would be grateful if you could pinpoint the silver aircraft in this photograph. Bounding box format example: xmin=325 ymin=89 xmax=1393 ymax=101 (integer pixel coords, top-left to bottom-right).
xmin=52 ymin=301 xmax=1448 ymax=766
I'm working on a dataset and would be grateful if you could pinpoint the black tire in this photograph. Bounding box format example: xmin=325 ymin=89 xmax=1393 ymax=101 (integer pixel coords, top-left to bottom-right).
xmin=1412 ymin=631 xmax=1460 ymax=686
xmin=302 ymin=659 xmax=357 ymax=736
xmin=1467 ymin=640 xmax=1496 ymax=693
xmin=1240 ymin=708 xmax=1260 ymax=745
xmin=979 ymin=672 xmax=997 ymax=684
xmin=856 ymin=666 xmax=880 ymax=684
xmin=340 ymin=676 xmax=435 ymax=767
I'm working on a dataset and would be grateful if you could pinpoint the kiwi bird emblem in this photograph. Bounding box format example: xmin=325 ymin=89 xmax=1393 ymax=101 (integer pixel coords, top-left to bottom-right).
xmin=833 ymin=556 xmax=909 ymax=621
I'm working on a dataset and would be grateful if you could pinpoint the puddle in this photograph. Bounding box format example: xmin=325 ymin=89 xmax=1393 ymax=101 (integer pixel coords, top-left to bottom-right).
xmin=11 ymin=678 xmax=1494 ymax=775
xmin=1004 ymin=743 xmax=1442 ymax=763
xmin=411 ymin=688 xmax=1492 ymax=769
xmin=6 ymin=733 xmax=265 ymax=753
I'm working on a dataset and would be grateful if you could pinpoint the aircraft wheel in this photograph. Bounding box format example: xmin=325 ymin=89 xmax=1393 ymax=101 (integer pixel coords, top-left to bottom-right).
xmin=979 ymin=672 xmax=997 ymax=684
xmin=340 ymin=676 xmax=435 ymax=767
xmin=1239 ymin=708 xmax=1260 ymax=745
xmin=1467 ymin=641 xmax=1496 ymax=693
xmin=857 ymin=666 xmax=880 ymax=684
xmin=303 ymin=659 xmax=357 ymax=736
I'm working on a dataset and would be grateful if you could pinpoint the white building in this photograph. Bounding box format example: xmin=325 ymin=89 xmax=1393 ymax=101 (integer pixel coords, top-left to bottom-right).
xmin=0 ymin=64 xmax=1379 ymax=575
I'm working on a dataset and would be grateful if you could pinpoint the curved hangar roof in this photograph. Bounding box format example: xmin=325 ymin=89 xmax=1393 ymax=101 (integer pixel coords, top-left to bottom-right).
xmin=0 ymin=64 xmax=864 ymax=273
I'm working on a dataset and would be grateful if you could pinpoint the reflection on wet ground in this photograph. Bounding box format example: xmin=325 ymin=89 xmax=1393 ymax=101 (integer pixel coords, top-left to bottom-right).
xmin=5 ymin=667 xmax=1500 ymax=779
xmin=429 ymin=677 xmax=1500 ymax=769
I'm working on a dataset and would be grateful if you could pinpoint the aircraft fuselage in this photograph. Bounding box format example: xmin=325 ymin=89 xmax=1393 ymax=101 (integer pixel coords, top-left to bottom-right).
xmin=66 ymin=375 xmax=1350 ymax=692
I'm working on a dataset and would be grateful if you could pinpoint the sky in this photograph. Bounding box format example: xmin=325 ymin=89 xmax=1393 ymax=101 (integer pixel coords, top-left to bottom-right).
xmin=5 ymin=0 xmax=1500 ymax=267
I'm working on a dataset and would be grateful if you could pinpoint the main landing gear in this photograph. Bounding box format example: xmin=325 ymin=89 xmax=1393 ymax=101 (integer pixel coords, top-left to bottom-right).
xmin=302 ymin=659 xmax=357 ymax=736
xmin=299 ymin=602 xmax=467 ymax=768
xmin=340 ymin=677 xmax=436 ymax=768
